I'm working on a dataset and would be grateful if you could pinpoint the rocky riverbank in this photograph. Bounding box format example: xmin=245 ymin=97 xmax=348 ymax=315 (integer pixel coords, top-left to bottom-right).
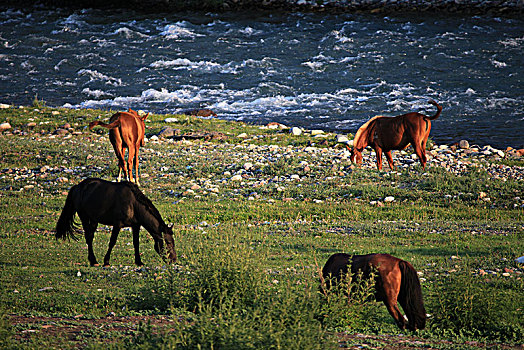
xmin=1 ymin=106 xmax=523 ymax=209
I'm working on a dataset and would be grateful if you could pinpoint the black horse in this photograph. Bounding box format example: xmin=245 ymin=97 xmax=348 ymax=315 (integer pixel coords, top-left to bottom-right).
xmin=56 ymin=178 xmax=176 ymax=266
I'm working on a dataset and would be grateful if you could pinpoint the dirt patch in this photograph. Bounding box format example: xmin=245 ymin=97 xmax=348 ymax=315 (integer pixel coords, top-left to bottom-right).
xmin=7 ymin=314 xmax=523 ymax=349
xmin=8 ymin=314 xmax=178 ymax=348
xmin=338 ymin=332 xmax=524 ymax=349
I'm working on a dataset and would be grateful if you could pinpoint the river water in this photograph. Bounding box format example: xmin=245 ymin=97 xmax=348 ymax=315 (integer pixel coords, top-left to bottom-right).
xmin=0 ymin=7 xmax=522 ymax=148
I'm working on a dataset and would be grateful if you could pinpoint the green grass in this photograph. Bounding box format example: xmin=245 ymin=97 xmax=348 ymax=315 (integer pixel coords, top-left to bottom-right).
xmin=0 ymin=106 xmax=523 ymax=348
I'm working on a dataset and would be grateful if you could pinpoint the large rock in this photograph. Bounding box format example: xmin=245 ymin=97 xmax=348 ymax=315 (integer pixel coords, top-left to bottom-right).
xmin=336 ymin=134 xmax=349 ymax=143
xmin=267 ymin=122 xmax=288 ymax=130
xmin=458 ymin=140 xmax=470 ymax=149
xmin=0 ymin=122 xmax=12 ymax=131
xmin=290 ymin=127 xmax=302 ymax=136
xmin=158 ymin=127 xmax=180 ymax=138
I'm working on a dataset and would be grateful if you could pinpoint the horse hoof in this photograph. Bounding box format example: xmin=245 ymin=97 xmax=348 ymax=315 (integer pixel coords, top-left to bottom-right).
xmin=92 ymin=263 xmax=99 ymax=267
xmin=103 ymin=264 xmax=110 ymax=268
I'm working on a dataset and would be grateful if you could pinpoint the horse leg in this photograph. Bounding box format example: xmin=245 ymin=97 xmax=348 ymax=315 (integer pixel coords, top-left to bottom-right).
xmin=134 ymin=145 xmax=140 ymax=186
xmin=82 ymin=221 xmax=99 ymax=266
xmin=132 ymin=225 xmax=144 ymax=266
xmin=381 ymin=276 xmax=407 ymax=329
xmin=118 ymin=147 xmax=127 ymax=181
xmin=385 ymin=151 xmax=395 ymax=170
xmin=103 ymin=226 xmax=121 ymax=267
xmin=413 ymin=143 xmax=427 ymax=169
xmin=127 ymin=146 xmax=136 ymax=183
xmin=383 ymin=299 xmax=407 ymax=330
xmin=111 ymin=135 xmax=127 ymax=182
xmin=374 ymin=147 xmax=383 ymax=170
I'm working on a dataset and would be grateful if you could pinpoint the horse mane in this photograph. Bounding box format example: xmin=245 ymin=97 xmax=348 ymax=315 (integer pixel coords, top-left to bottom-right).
xmin=124 ymin=183 xmax=166 ymax=227
xmin=353 ymin=116 xmax=383 ymax=149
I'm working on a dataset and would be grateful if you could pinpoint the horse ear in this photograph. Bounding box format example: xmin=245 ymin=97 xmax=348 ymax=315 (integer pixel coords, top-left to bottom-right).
xmin=141 ymin=113 xmax=149 ymax=121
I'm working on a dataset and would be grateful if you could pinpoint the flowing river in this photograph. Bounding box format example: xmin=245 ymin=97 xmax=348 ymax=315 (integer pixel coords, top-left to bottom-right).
xmin=0 ymin=7 xmax=522 ymax=148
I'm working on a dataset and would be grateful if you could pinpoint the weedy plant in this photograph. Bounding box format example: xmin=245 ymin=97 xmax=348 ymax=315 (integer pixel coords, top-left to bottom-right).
xmin=318 ymin=264 xmax=381 ymax=331
xmin=129 ymin=233 xmax=336 ymax=349
xmin=427 ymin=259 xmax=524 ymax=343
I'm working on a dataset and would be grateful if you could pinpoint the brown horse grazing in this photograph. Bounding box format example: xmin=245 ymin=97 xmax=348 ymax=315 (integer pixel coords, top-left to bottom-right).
xmin=350 ymin=100 xmax=442 ymax=170
xmin=89 ymin=109 xmax=148 ymax=185
xmin=55 ymin=178 xmax=176 ymax=267
xmin=321 ymin=253 xmax=426 ymax=331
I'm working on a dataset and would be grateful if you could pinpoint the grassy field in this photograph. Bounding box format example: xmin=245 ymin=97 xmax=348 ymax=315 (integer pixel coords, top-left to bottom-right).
xmin=0 ymin=105 xmax=523 ymax=349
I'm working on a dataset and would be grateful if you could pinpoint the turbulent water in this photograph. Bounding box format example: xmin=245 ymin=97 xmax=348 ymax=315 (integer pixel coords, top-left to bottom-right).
xmin=0 ymin=7 xmax=522 ymax=148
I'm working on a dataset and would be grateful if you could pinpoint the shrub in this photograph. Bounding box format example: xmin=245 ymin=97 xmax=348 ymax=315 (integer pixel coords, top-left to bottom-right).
xmin=131 ymin=239 xmax=336 ymax=349
xmin=428 ymin=267 xmax=524 ymax=343
xmin=318 ymin=267 xmax=381 ymax=331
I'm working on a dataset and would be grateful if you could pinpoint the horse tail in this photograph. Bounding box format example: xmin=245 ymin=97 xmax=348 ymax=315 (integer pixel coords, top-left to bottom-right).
xmin=88 ymin=119 xmax=121 ymax=131
xmin=424 ymin=100 xmax=442 ymax=121
xmin=398 ymin=260 xmax=427 ymax=330
xmin=55 ymin=185 xmax=81 ymax=241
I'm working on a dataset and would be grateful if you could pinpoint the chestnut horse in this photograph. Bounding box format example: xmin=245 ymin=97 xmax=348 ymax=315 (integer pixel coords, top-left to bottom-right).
xmin=89 ymin=109 xmax=148 ymax=185
xmin=321 ymin=253 xmax=426 ymax=331
xmin=350 ymin=100 xmax=442 ymax=170
xmin=56 ymin=178 xmax=176 ymax=267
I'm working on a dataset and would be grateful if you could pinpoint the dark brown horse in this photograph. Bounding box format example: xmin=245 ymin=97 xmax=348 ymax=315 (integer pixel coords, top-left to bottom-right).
xmin=89 ymin=109 xmax=148 ymax=185
xmin=350 ymin=100 xmax=442 ymax=170
xmin=55 ymin=178 xmax=176 ymax=267
xmin=321 ymin=253 xmax=426 ymax=331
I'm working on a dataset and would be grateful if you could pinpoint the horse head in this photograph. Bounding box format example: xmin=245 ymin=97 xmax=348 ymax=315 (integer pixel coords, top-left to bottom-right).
xmin=350 ymin=147 xmax=363 ymax=165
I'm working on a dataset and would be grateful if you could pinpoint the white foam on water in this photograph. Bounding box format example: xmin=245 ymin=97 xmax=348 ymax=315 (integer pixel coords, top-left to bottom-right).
xmin=159 ymin=23 xmax=204 ymax=40
xmin=498 ymin=37 xmax=523 ymax=47
xmin=82 ymin=88 xmax=112 ymax=98
xmin=53 ymin=59 xmax=68 ymax=71
xmin=77 ymin=69 xmax=122 ymax=86
xmin=337 ymin=88 xmax=360 ymax=94
xmin=476 ymin=97 xmax=520 ymax=110
xmin=238 ymin=26 xmax=263 ymax=36
xmin=302 ymin=61 xmax=324 ymax=71
xmin=112 ymin=27 xmax=149 ymax=39
xmin=490 ymin=59 xmax=508 ymax=68
xmin=149 ymin=58 xmax=236 ymax=74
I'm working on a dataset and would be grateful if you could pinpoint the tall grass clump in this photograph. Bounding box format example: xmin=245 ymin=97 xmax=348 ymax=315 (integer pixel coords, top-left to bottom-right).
xmin=138 ymin=234 xmax=336 ymax=349
xmin=31 ymin=94 xmax=46 ymax=109
xmin=318 ymin=267 xmax=382 ymax=332
xmin=428 ymin=264 xmax=524 ymax=343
